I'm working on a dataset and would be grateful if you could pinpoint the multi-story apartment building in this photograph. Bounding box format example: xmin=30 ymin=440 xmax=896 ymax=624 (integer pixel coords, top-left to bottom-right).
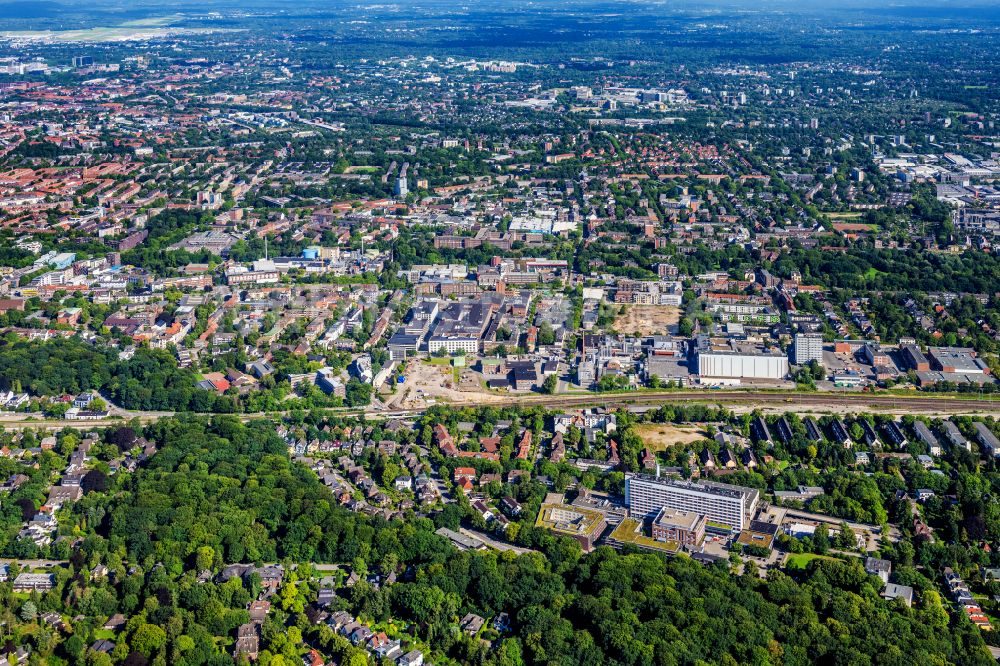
xmin=793 ymin=333 xmax=823 ymax=366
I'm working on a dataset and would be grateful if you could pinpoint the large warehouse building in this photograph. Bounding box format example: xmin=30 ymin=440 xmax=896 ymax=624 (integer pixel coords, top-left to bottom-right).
xmin=693 ymin=336 xmax=789 ymax=382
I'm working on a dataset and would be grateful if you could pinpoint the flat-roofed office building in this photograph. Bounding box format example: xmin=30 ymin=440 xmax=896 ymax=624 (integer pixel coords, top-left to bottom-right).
xmin=624 ymin=474 xmax=760 ymax=531
xmin=652 ymin=507 xmax=706 ymax=546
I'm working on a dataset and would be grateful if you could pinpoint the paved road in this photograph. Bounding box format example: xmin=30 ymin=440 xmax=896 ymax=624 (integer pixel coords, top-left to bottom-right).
xmin=458 ymin=527 xmax=539 ymax=555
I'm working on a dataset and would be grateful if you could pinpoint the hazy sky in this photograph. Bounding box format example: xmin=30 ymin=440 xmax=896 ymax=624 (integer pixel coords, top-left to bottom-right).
xmin=4 ymin=0 xmax=1000 ymax=16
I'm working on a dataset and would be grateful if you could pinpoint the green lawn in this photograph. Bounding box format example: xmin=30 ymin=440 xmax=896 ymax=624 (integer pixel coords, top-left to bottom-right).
xmin=863 ymin=267 xmax=884 ymax=281
xmin=785 ymin=553 xmax=839 ymax=570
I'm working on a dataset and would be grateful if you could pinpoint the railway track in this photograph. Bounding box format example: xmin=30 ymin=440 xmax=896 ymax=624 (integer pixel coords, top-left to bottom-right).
xmin=3 ymin=390 xmax=998 ymax=429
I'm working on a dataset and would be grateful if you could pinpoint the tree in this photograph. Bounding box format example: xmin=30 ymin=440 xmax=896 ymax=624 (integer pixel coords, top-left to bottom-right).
xmin=344 ymin=650 xmax=369 ymax=666
xmin=20 ymin=600 xmax=37 ymax=622
xmin=537 ymin=322 xmax=556 ymax=346
xmin=542 ymin=374 xmax=558 ymax=394
xmin=495 ymin=639 xmax=525 ymax=666
xmin=849 ymin=422 xmax=865 ymax=443
xmin=64 ymin=634 xmax=86 ymax=659
xmin=15 ymin=497 xmax=35 ymax=521
xmin=920 ymin=590 xmax=950 ymax=630
xmin=345 ymin=378 xmax=373 ymax=407
xmin=131 ymin=623 xmax=167 ymax=657
xmin=122 ymin=653 xmax=149 ymax=666
xmin=86 ymin=652 xmax=114 ymax=666
xmin=836 ymin=522 xmax=857 ymax=550
xmin=106 ymin=426 xmax=138 ymax=451
xmin=43 ymin=412 xmax=997 ymax=666
xmin=596 ymin=374 xmax=629 ymax=392
xmin=82 ymin=468 xmax=109 ymax=493
xmin=195 ymin=546 xmax=216 ymax=572
xmin=813 ymin=523 xmax=830 ymax=554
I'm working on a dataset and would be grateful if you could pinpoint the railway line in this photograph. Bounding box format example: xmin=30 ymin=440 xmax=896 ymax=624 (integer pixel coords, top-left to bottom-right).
xmin=3 ymin=390 xmax=1000 ymax=430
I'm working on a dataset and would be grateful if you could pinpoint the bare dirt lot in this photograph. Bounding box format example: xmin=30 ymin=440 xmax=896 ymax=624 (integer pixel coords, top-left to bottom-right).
xmin=633 ymin=423 xmax=708 ymax=451
xmin=613 ymin=304 xmax=681 ymax=336
xmin=383 ymin=359 xmax=508 ymax=409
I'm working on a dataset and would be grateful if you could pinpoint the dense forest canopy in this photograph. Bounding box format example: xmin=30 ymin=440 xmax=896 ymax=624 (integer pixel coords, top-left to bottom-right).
xmin=11 ymin=416 xmax=982 ymax=666
xmin=0 ymin=336 xmax=229 ymax=412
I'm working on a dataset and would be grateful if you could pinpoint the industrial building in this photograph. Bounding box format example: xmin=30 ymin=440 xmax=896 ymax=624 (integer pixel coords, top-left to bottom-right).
xmin=927 ymin=347 xmax=990 ymax=374
xmin=900 ymin=344 xmax=930 ymax=371
xmin=917 ymin=347 xmax=995 ymax=388
xmin=170 ymin=230 xmax=241 ymax=255
xmin=692 ymin=336 xmax=789 ymax=383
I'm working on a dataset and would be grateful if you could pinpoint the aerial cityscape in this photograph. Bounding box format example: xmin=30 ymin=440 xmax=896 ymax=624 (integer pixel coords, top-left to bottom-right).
xmin=1 ymin=0 xmax=1000 ymax=663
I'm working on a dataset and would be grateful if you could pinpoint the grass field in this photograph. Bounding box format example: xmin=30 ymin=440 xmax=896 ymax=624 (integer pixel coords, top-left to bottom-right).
xmin=863 ymin=267 xmax=885 ymax=281
xmin=784 ymin=553 xmax=839 ymax=569
xmin=633 ymin=423 xmax=708 ymax=451
xmin=822 ymin=211 xmax=864 ymax=221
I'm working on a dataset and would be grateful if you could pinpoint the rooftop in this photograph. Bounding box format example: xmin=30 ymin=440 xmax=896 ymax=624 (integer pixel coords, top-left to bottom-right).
xmin=653 ymin=506 xmax=705 ymax=531
xmin=535 ymin=503 xmax=606 ymax=536
xmin=608 ymin=518 xmax=681 ymax=554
